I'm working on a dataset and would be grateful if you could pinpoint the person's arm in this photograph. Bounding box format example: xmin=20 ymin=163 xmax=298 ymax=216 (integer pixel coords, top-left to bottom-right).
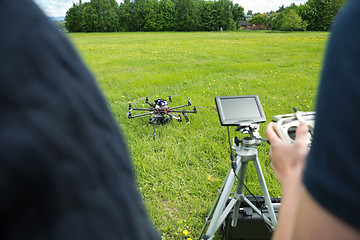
xmin=294 ymin=189 xmax=360 ymax=240
xmin=266 ymin=122 xmax=308 ymax=240
xmin=266 ymin=122 xmax=360 ymax=240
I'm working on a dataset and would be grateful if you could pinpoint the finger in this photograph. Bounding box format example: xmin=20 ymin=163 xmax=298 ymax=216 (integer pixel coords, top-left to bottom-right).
xmin=266 ymin=122 xmax=282 ymax=144
xmin=295 ymin=122 xmax=309 ymax=143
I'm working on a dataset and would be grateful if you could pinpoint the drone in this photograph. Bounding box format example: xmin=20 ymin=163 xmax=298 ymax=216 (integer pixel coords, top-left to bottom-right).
xmin=127 ymin=96 xmax=200 ymax=139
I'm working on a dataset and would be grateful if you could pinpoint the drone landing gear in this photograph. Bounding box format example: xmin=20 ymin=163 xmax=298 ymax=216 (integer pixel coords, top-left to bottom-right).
xmin=182 ymin=113 xmax=189 ymax=124
xmin=150 ymin=115 xmax=167 ymax=140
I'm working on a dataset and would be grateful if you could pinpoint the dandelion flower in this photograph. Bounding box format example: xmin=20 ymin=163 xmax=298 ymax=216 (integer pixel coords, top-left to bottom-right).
xmin=183 ymin=230 xmax=189 ymax=236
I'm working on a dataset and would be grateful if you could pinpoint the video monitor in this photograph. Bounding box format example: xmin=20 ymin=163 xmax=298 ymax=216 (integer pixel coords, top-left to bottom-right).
xmin=215 ymin=95 xmax=266 ymax=126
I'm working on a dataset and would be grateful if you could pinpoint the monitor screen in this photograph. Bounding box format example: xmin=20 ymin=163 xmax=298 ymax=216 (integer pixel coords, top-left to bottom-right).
xmin=215 ymin=95 xmax=266 ymax=126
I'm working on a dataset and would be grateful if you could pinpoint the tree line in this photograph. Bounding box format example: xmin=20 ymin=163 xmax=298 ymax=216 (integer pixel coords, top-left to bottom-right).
xmin=249 ymin=0 xmax=347 ymax=31
xmin=65 ymin=0 xmax=244 ymax=32
xmin=65 ymin=0 xmax=347 ymax=32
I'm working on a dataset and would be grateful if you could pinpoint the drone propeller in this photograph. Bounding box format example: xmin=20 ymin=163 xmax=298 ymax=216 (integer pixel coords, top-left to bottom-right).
xmin=187 ymin=97 xmax=192 ymax=105
xmin=138 ymin=95 xmax=179 ymax=101
xmin=139 ymin=95 xmax=164 ymax=99
xmin=193 ymin=106 xmax=205 ymax=112
xmin=130 ymin=101 xmax=139 ymax=104
xmin=120 ymin=100 xmax=139 ymax=107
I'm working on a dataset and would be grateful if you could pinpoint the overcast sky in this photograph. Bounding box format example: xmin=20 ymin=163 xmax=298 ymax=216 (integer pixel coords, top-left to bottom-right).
xmin=35 ymin=0 xmax=308 ymax=17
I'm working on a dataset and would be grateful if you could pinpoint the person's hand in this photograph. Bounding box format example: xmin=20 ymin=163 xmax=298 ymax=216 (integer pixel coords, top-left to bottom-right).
xmin=265 ymin=122 xmax=309 ymax=186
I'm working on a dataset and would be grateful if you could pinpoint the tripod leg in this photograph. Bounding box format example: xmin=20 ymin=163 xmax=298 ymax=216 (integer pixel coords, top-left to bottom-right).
xmin=204 ymin=172 xmax=236 ymax=239
xmin=202 ymin=157 xmax=246 ymax=239
xmin=198 ymin=169 xmax=231 ymax=240
xmin=253 ymin=156 xmax=277 ymax=229
xmin=231 ymin=159 xmax=249 ymax=227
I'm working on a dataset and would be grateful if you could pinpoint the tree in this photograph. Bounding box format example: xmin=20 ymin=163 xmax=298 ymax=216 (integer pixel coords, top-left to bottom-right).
xmin=134 ymin=0 xmax=146 ymax=31
xmin=277 ymin=5 xmax=286 ymax=12
xmin=299 ymin=0 xmax=346 ymax=31
xmin=271 ymin=8 xmax=308 ymax=31
xmin=232 ymin=3 xmax=245 ymax=29
xmin=143 ymin=0 xmax=159 ymax=31
xmin=158 ymin=0 xmax=175 ymax=31
xmin=64 ymin=0 xmax=246 ymax=32
xmin=199 ymin=0 xmax=217 ymax=31
xmin=118 ymin=0 xmax=134 ymax=32
xmin=81 ymin=3 xmax=97 ymax=32
xmin=90 ymin=0 xmax=119 ymax=32
xmin=173 ymin=0 xmax=198 ymax=31
xmin=65 ymin=3 xmax=83 ymax=32
xmin=248 ymin=14 xmax=268 ymax=25
xmin=214 ymin=0 xmax=235 ymax=31
xmin=321 ymin=0 xmax=346 ymax=30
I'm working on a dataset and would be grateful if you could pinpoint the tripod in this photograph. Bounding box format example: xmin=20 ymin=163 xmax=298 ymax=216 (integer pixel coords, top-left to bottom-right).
xmin=199 ymin=123 xmax=278 ymax=240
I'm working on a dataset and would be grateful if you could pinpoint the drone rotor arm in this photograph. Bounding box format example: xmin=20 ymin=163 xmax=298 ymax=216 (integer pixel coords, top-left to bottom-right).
xmin=128 ymin=111 xmax=154 ymax=119
xmin=170 ymin=110 xmax=197 ymax=114
xmin=131 ymin=108 xmax=154 ymax=111
xmin=142 ymin=97 xmax=155 ymax=107
xmin=168 ymin=104 xmax=192 ymax=110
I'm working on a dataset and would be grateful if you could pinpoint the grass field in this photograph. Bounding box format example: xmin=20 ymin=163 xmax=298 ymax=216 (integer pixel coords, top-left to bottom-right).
xmin=68 ymin=31 xmax=328 ymax=240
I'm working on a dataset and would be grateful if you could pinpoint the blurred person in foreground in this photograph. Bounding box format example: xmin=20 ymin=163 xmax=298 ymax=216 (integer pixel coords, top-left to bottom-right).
xmin=0 ymin=0 xmax=159 ymax=239
xmin=266 ymin=0 xmax=360 ymax=239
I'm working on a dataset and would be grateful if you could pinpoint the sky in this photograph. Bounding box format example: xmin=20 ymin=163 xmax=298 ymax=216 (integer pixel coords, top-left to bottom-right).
xmin=34 ymin=0 xmax=308 ymax=17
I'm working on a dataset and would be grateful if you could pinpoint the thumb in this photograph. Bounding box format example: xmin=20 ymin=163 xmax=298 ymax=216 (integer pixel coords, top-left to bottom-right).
xmin=266 ymin=122 xmax=282 ymax=144
xmin=295 ymin=122 xmax=309 ymax=144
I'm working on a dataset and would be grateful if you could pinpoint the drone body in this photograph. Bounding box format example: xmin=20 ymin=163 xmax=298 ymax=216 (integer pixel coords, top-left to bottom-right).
xmin=127 ymin=96 xmax=199 ymax=139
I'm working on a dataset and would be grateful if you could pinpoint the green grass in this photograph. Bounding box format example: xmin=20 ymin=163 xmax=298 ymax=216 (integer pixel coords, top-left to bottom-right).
xmin=68 ymin=31 xmax=328 ymax=240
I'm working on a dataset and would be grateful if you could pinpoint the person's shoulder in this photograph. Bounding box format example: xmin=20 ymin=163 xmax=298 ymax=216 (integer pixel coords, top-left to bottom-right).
xmin=331 ymin=1 xmax=360 ymax=34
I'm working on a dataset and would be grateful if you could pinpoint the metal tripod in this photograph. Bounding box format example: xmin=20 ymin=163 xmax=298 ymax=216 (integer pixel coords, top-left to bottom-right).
xmin=198 ymin=123 xmax=278 ymax=240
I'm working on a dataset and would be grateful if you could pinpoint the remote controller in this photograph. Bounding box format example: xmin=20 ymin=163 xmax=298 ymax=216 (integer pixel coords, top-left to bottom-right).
xmin=272 ymin=110 xmax=315 ymax=147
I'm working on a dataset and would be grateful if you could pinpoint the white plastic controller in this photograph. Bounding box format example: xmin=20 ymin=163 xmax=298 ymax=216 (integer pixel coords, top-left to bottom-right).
xmin=272 ymin=111 xmax=315 ymax=147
